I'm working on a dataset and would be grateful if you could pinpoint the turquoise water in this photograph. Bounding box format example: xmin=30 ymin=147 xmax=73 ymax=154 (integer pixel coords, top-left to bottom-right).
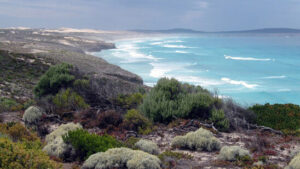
xmin=95 ymin=34 xmax=300 ymax=105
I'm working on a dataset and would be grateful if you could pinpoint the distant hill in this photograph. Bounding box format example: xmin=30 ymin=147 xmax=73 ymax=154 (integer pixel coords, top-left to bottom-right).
xmin=218 ymin=28 xmax=300 ymax=34
xmin=133 ymin=28 xmax=300 ymax=34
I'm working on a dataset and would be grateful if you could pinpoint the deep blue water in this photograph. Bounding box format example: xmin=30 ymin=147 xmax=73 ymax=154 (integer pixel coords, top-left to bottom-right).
xmin=94 ymin=34 xmax=300 ymax=105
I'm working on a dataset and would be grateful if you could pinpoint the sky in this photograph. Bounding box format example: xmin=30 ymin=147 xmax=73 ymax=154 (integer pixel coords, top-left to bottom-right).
xmin=0 ymin=0 xmax=300 ymax=31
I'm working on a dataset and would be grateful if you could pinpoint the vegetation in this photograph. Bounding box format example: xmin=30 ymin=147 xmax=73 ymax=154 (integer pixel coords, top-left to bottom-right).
xmin=218 ymin=146 xmax=251 ymax=161
xmin=34 ymin=63 xmax=75 ymax=97
xmin=0 ymin=122 xmax=39 ymax=142
xmin=23 ymin=106 xmax=45 ymax=127
xmin=43 ymin=123 xmax=82 ymax=159
xmin=249 ymin=103 xmax=300 ymax=133
xmin=122 ymin=109 xmax=152 ymax=135
xmin=0 ymin=50 xmax=50 ymax=104
xmin=0 ymin=97 xmax=23 ymax=112
xmin=124 ymin=137 xmax=140 ymax=149
xmin=0 ymin=137 xmax=61 ymax=169
xmin=134 ymin=139 xmax=160 ymax=155
xmin=139 ymin=78 xmax=217 ymax=123
xmin=158 ymin=151 xmax=193 ymax=161
xmin=210 ymin=108 xmax=230 ymax=131
xmin=171 ymin=128 xmax=221 ymax=152
xmin=52 ymin=88 xmax=89 ymax=112
xmin=62 ymin=129 xmax=123 ymax=161
xmin=115 ymin=92 xmax=144 ymax=109
xmin=97 ymin=110 xmax=123 ymax=129
xmin=82 ymin=147 xmax=161 ymax=169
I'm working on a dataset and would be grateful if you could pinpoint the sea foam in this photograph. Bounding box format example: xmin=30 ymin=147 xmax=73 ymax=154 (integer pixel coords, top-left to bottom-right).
xmin=224 ymin=55 xmax=272 ymax=61
xmin=221 ymin=77 xmax=258 ymax=89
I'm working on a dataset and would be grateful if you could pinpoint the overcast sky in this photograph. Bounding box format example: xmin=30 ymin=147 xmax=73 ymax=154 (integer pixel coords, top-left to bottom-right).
xmin=1 ymin=0 xmax=300 ymax=31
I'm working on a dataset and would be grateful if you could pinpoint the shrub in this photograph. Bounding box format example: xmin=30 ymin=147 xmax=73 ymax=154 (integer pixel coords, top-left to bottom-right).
xmin=52 ymin=88 xmax=89 ymax=112
xmin=73 ymin=79 xmax=89 ymax=90
xmin=135 ymin=139 xmax=159 ymax=155
xmin=249 ymin=103 xmax=300 ymax=132
xmin=34 ymin=63 xmax=75 ymax=97
xmin=97 ymin=110 xmax=123 ymax=129
xmin=0 ymin=122 xmax=39 ymax=142
xmin=124 ymin=137 xmax=140 ymax=148
xmin=210 ymin=108 xmax=230 ymax=131
xmin=43 ymin=122 xmax=82 ymax=160
xmin=0 ymin=137 xmax=61 ymax=169
xmin=158 ymin=151 xmax=193 ymax=161
xmin=139 ymin=78 xmax=215 ymax=123
xmin=221 ymin=99 xmax=256 ymax=130
xmin=218 ymin=146 xmax=251 ymax=161
xmin=122 ymin=109 xmax=152 ymax=134
xmin=62 ymin=129 xmax=123 ymax=161
xmin=23 ymin=106 xmax=46 ymax=127
xmin=171 ymin=128 xmax=221 ymax=152
xmin=115 ymin=92 xmax=144 ymax=109
xmin=285 ymin=153 xmax=300 ymax=169
xmin=0 ymin=97 xmax=22 ymax=112
xmin=82 ymin=147 xmax=161 ymax=169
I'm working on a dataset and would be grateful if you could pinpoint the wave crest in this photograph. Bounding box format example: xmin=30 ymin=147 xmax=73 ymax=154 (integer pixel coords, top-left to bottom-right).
xmin=221 ymin=77 xmax=258 ymax=89
xmin=224 ymin=55 xmax=272 ymax=61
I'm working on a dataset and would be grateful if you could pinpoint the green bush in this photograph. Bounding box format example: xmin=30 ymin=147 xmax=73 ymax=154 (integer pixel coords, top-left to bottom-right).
xmin=0 ymin=137 xmax=61 ymax=169
xmin=34 ymin=63 xmax=75 ymax=97
xmin=62 ymin=129 xmax=123 ymax=161
xmin=115 ymin=92 xmax=144 ymax=109
xmin=139 ymin=78 xmax=215 ymax=123
xmin=73 ymin=79 xmax=89 ymax=90
xmin=217 ymin=146 xmax=251 ymax=161
xmin=82 ymin=147 xmax=161 ymax=169
xmin=249 ymin=103 xmax=300 ymax=132
xmin=210 ymin=108 xmax=230 ymax=131
xmin=171 ymin=128 xmax=221 ymax=152
xmin=52 ymin=88 xmax=89 ymax=112
xmin=122 ymin=109 xmax=152 ymax=135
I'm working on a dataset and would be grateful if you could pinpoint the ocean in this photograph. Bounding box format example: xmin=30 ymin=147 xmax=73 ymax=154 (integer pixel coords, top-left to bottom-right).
xmin=94 ymin=34 xmax=300 ymax=105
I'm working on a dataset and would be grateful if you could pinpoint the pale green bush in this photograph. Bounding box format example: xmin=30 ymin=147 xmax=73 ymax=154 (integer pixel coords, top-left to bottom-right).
xmin=285 ymin=153 xmax=300 ymax=169
xmin=82 ymin=147 xmax=161 ymax=169
xmin=23 ymin=106 xmax=45 ymax=126
xmin=43 ymin=122 xmax=82 ymax=159
xmin=217 ymin=146 xmax=250 ymax=161
xmin=171 ymin=128 xmax=221 ymax=152
xmin=135 ymin=139 xmax=159 ymax=155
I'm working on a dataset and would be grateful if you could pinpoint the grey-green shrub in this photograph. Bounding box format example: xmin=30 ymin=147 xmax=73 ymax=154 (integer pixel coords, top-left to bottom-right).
xmin=285 ymin=153 xmax=300 ymax=169
xmin=135 ymin=139 xmax=159 ymax=155
xmin=43 ymin=122 xmax=82 ymax=159
xmin=171 ymin=128 xmax=221 ymax=152
xmin=22 ymin=106 xmax=45 ymax=127
xmin=82 ymin=147 xmax=161 ymax=169
xmin=139 ymin=78 xmax=215 ymax=123
xmin=217 ymin=146 xmax=250 ymax=161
